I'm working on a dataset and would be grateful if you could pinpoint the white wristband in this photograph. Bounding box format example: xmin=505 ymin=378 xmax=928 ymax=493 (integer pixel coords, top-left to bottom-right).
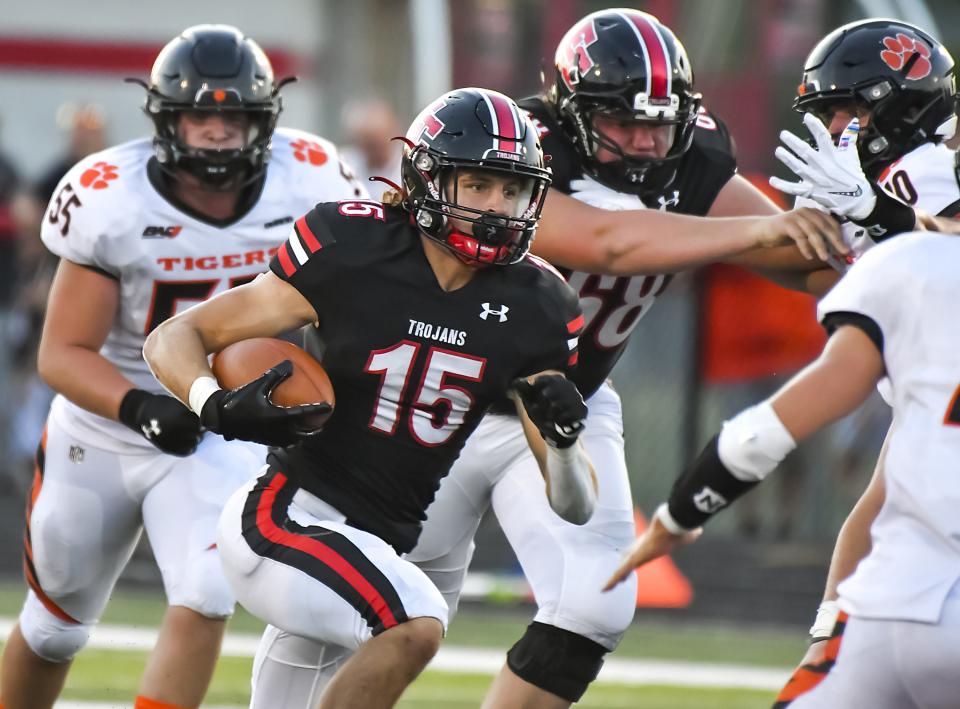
xmin=654 ymin=502 xmax=693 ymax=535
xmin=809 ymin=600 xmax=840 ymax=639
xmin=188 ymin=376 xmax=222 ymax=417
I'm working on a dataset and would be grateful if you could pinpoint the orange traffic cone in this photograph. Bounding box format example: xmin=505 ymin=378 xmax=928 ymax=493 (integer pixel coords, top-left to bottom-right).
xmin=632 ymin=508 xmax=694 ymax=607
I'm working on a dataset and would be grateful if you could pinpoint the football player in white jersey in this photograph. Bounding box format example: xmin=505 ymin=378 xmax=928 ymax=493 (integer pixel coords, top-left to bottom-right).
xmin=0 ymin=25 xmax=363 ymax=709
xmin=770 ymin=19 xmax=959 ymax=271
xmin=606 ymin=231 xmax=960 ymax=709
xmin=761 ymin=20 xmax=959 ymax=700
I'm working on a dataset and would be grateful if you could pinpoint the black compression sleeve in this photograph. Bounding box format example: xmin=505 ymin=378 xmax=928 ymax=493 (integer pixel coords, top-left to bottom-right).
xmin=666 ymin=434 xmax=761 ymax=529
xmin=850 ymin=187 xmax=916 ymax=241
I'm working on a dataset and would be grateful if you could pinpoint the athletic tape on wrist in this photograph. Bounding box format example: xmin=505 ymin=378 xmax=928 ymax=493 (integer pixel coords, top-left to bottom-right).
xmin=188 ymin=376 xmax=221 ymax=417
xmin=809 ymin=599 xmax=840 ymax=640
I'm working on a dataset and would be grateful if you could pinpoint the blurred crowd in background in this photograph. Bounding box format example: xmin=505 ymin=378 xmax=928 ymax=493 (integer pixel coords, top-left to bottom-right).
xmin=0 ymin=0 xmax=957 ymax=616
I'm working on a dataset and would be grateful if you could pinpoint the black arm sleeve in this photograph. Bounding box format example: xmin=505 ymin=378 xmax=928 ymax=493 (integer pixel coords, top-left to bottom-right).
xmin=851 ymin=187 xmax=917 ymax=241
xmin=666 ymin=434 xmax=761 ymax=529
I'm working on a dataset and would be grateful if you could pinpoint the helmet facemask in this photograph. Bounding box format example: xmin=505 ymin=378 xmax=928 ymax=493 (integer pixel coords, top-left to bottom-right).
xmin=148 ymin=88 xmax=279 ymax=190
xmin=793 ymin=19 xmax=958 ymax=177
xmin=566 ymin=95 xmax=699 ymax=193
xmin=799 ymin=77 xmax=958 ymax=177
xmin=404 ymin=146 xmax=550 ymax=266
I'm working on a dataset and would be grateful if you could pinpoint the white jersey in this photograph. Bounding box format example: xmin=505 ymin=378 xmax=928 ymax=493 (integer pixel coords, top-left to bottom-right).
xmin=801 ymin=141 xmax=960 ymax=273
xmin=41 ymin=128 xmax=366 ymax=452
xmin=817 ymin=233 xmax=960 ymax=622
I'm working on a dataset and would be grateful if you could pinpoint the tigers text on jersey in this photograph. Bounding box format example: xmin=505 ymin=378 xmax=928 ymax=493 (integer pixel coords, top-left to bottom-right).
xmin=519 ymin=96 xmax=737 ymax=398
xmin=40 ymin=128 xmax=365 ymax=452
xmin=818 ymin=233 xmax=960 ymax=622
xmin=267 ymin=201 xmax=583 ymax=554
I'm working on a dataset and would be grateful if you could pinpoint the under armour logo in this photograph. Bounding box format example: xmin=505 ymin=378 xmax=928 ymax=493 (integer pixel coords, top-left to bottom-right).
xmin=657 ymin=190 xmax=680 ymax=210
xmin=141 ymin=419 xmax=162 ymax=439
xmin=693 ymin=486 xmax=727 ymax=514
xmin=479 ymin=302 xmax=509 ymax=322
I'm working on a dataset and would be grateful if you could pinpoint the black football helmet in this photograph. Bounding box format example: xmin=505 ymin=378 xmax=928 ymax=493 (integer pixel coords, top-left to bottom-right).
xmin=401 ymin=88 xmax=552 ymax=266
xmin=136 ymin=24 xmax=285 ymax=188
xmin=795 ymin=19 xmax=957 ymax=176
xmin=548 ymin=9 xmax=702 ymax=196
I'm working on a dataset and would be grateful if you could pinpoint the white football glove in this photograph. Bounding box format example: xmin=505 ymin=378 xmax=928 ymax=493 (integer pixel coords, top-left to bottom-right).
xmin=569 ymin=175 xmax=646 ymax=211
xmin=769 ymin=113 xmax=876 ymax=221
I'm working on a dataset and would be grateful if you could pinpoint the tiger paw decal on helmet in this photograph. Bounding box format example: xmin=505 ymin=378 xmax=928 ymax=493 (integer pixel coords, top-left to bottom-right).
xmin=880 ymin=33 xmax=932 ymax=80
xmin=79 ymin=162 xmax=119 ymax=190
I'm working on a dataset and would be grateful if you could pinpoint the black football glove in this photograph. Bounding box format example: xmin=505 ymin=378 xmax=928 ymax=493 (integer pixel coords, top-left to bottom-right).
xmin=200 ymin=360 xmax=332 ymax=448
xmin=512 ymin=375 xmax=587 ymax=449
xmin=118 ymin=389 xmax=203 ymax=456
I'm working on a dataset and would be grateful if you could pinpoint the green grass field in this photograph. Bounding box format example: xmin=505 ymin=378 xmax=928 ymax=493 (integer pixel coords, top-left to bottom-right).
xmin=0 ymin=583 xmax=796 ymax=707
xmin=50 ymin=648 xmax=777 ymax=708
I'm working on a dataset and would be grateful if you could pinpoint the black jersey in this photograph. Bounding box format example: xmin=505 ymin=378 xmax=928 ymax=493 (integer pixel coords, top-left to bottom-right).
xmin=518 ymin=96 xmax=737 ymax=397
xmin=268 ymin=200 xmax=582 ymax=553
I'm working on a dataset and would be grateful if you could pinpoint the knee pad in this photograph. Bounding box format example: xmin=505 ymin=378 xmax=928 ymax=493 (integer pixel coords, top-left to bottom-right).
xmin=19 ymin=591 xmax=91 ymax=663
xmin=506 ymin=622 xmax=608 ymax=702
xmin=167 ymin=548 xmax=236 ymax=619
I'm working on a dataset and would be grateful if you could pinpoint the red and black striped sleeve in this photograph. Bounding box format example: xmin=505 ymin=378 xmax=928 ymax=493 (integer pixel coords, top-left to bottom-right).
xmin=270 ymin=204 xmax=339 ymax=280
xmin=269 ymin=203 xmax=342 ymax=318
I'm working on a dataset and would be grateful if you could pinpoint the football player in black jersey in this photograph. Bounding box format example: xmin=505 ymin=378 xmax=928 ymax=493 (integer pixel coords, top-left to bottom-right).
xmin=144 ymin=87 xmax=595 ymax=709
xmin=400 ymin=10 xmax=855 ymax=709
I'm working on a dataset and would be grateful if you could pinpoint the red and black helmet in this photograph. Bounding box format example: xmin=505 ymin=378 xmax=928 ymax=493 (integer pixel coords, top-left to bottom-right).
xmin=401 ymin=87 xmax=552 ymax=266
xmin=795 ymin=19 xmax=957 ymax=176
xmin=548 ymin=9 xmax=702 ymax=196
xmin=137 ymin=24 xmax=285 ymax=189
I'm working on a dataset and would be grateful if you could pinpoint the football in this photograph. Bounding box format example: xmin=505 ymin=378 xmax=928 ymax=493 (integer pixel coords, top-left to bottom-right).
xmin=211 ymin=338 xmax=335 ymax=410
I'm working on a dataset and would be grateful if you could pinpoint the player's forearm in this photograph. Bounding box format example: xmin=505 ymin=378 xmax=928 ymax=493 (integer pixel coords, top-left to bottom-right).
xmin=803 ymin=267 xmax=841 ymax=296
xmin=808 ymin=453 xmax=886 ymax=641
xmin=143 ymin=318 xmax=217 ymax=405
xmin=822 ymin=495 xmax=877 ymax=602
xmin=663 ymin=328 xmax=884 ymax=532
xmin=36 ymin=345 xmax=136 ymax=421
xmin=537 ymin=192 xmax=765 ymax=275
xmin=822 ymin=438 xmax=888 ymax=601
xmin=598 ymin=213 xmax=768 ymax=274
xmin=742 ymin=265 xmax=839 ymax=295
xmin=544 ymin=443 xmax=597 ymax=525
